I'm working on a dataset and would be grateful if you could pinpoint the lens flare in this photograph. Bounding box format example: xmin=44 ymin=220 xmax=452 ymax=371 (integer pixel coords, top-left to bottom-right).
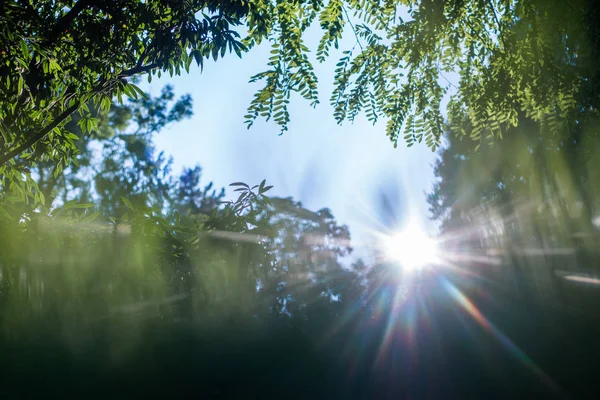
xmin=440 ymin=277 xmax=564 ymax=396
xmin=382 ymin=223 xmax=438 ymax=270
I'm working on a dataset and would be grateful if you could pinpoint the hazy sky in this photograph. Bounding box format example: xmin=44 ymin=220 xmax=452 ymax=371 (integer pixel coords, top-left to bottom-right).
xmin=150 ymin=30 xmax=439 ymax=260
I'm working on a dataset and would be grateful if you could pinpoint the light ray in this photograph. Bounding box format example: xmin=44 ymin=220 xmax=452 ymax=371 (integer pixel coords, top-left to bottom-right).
xmin=563 ymin=275 xmax=600 ymax=285
xmin=374 ymin=288 xmax=408 ymax=367
xmin=440 ymin=277 xmax=564 ymax=396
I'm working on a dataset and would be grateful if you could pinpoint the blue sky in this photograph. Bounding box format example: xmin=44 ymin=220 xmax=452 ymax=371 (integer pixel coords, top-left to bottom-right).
xmin=149 ymin=30 xmax=439 ymax=260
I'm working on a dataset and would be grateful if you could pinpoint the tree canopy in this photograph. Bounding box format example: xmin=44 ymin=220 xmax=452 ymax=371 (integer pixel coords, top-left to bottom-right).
xmin=0 ymin=76 xmax=362 ymax=329
xmin=3 ymin=1 xmax=599 ymax=184
xmin=4 ymin=2 xmax=600 ymax=397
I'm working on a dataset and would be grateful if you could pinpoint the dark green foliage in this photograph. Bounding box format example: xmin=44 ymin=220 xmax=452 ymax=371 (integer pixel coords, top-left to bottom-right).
xmin=2 ymin=0 xmax=599 ymax=218
xmin=3 ymin=2 xmax=600 ymax=396
xmin=4 ymin=0 xmax=599 ymax=192
xmin=423 ymin=0 xmax=600 ymax=314
xmin=0 ymin=0 xmax=248 ymax=207
xmin=0 ymin=0 xmax=247 ymax=157
xmin=429 ymin=118 xmax=600 ymax=244
xmin=249 ymin=197 xmax=355 ymax=319
xmin=427 ymin=112 xmax=600 ymax=311
xmin=245 ymin=0 xmax=600 ymax=151
xmin=8 ymin=84 xmax=197 ymax=219
xmin=422 ymin=1 xmax=600 ymax=283
xmin=174 ymin=165 xmax=225 ymax=217
xmin=0 ymin=76 xmax=366 ymax=375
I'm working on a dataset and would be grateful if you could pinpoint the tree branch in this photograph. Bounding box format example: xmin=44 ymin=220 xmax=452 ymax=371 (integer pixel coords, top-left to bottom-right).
xmin=48 ymin=0 xmax=92 ymax=43
xmin=487 ymin=0 xmax=501 ymax=32
xmin=18 ymin=0 xmax=92 ymax=130
xmin=487 ymin=0 xmax=507 ymax=51
xmin=0 ymin=63 xmax=160 ymax=166
xmin=342 ymin=5 xmax=364 ymax=52
xmin=119 ymin=63 xmax=159 ymax=78
xmin=0 ymin=103 xmax=79 ymax=166
xmin=0 ymin=1 xmax=163 ymax=166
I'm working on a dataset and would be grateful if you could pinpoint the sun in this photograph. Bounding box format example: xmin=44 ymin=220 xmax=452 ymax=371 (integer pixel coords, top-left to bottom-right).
xmin=382 ymin=223 xmax=438 ymax=270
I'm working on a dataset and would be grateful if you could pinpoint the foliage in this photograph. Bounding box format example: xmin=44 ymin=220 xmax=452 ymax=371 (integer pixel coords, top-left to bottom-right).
xmin=0 ymin=0 xmax=247 ymax=163
xmin=3 ymin=1 xmax=599 ymax=186
xmin=421 ymin=2 xmax=600 ymax=303
xmin=250 ymin=196 xmax=356 ymax=320
xmin=175 ymin=166 xmax=225 ymax=217
xmin=245 ymin=0 xmax=600 ymax=151
xmin=426 ymin=113 xmax=600 ymax=311
xmin=3 ymin=2 xmax=600 ymax=395
xmin=0 ymin=0 xmax=248 ymax=208
xmin=428 ymin=118 xmax=600 ymax=242
xmin=0 ymin=75 xmax=366 ymax=332
xmin=0 ymin=183 xmax=365 ymax=330
xmin=0 ymin=72 xmax=366 ymax=329
xmin=24 ymin=84 xmax=196 ymax=216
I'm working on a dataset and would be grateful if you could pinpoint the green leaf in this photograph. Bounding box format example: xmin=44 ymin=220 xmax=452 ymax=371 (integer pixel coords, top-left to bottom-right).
xmin=129 ymin=83 xmax=148 ymax=100
xmin=120 ymin=197 xmax=134 ymax=210
xmin=235 ymin=192 xmax=247 ymax=204
xmin=72 ymin=203 xmax=94 ymax=209
xmin=229 ymin=182 xmax=249 ymax=188
xmin=19 ymin=39 xmax=28 ymax=60
xmin=82 ymin=211 xmax=101 ymax=223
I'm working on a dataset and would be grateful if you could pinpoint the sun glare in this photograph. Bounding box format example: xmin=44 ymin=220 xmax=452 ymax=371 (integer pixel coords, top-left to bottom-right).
xmin=382 ymin=224 xmax=438 ymax=270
